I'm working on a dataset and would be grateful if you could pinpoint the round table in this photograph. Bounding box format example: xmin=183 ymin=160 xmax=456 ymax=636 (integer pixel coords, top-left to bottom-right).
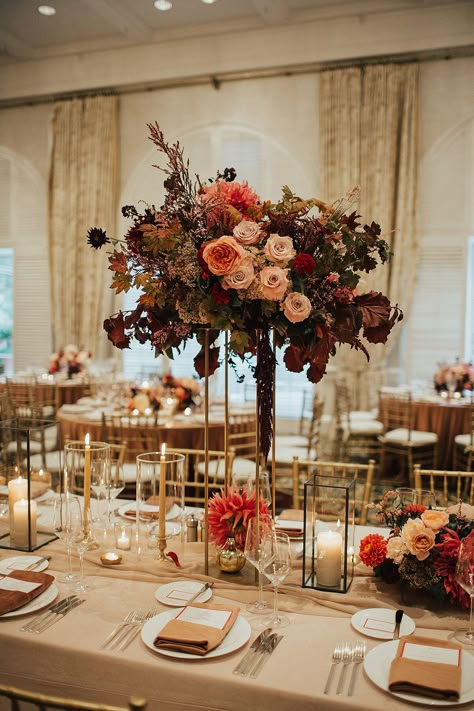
xmin=410 ymin=397 xmax=470 ymax=469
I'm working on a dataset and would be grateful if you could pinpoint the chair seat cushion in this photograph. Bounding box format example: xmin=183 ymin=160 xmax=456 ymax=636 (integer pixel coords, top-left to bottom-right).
xmin=454 ymin=433 xmax=473 ymax=447
xmin=342 ymin=419 xmax=383 ymax=436
xmin=122 ymin=461 xmax=155 ymax=483
xmin=381 ymin=428 xmax=438 ymax=446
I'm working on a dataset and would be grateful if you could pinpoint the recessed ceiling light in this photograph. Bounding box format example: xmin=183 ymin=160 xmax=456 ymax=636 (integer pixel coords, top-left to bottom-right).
xmin=154 ymin=0 xmax=173 ymax=10
xmin=37 ymin=5 xmax=56 ymax=16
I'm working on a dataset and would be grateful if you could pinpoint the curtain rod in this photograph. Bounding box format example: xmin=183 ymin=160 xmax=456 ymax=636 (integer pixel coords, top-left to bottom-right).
xmin=1 ymin=44 xmax=473 ymax=109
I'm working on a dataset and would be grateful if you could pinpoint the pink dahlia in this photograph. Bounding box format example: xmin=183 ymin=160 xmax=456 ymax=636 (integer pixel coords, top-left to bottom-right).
xmin=208 ymin=488 xmax=270 ymax=551
xmin=201 ymin=179 xmax=262 ymax=225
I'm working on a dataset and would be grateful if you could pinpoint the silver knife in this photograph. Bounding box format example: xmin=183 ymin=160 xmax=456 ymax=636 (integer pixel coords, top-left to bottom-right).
xmin=233 ymin=628 xmax=272 ymax=675
xmin=249 ymin=633 xmax=283 ymax=678
xmin=21 ymin=595 xmax=79 ymax=632
xmin=187 ymin=582 xmax=213 ymax=605
xmin=393 ymin=609 xmax=404 ymax=639
xmin=34 ymin=598 xmax=85 ymax=634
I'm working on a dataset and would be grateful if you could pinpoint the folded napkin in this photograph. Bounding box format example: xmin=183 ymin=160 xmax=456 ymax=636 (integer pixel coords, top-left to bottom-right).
xmin=153 ymin=602 xmax=239 ymax=656
xmin=0 ymin=570 xmax=55 ymax=616
xmin=278 ymin=509 xmax=304 ymax=522
xmin=0 ymin=481 xmax=49 ymax=501
xmin=125 ymin=496 xmax=175 ymax=519
xmin=276 ymin=511 xmax=304 ymax=537
xmin=388 ymin=635 xmax=462 ymax=701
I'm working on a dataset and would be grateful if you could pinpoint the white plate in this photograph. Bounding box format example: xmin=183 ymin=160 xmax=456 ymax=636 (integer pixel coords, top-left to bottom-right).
xmin=154 ymin=581 xmax=213 ymax=607
xmin=0 ymin=555 xmax=50 ymax=574
xmin=0 ymin=583 xmax=59 ymax=619
xmin=352 ymin=608 xmax=415 ymax=640
xmin=141 ymin=609 xmax=250 ymax=660
xmin=118 ymin=503 xmax=182 ymax=521
xmin=364 ymin=639 xmax=474 ymax=706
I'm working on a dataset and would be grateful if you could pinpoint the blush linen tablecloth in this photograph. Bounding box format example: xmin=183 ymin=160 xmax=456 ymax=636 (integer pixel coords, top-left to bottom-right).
xmin=0 ymin=520 xmax=471 ymax=711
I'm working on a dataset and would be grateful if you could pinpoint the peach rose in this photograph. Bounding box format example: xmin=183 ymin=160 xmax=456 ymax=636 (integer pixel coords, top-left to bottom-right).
xmin=232 ymin=221 xmax=262 ymax=246
xmin=283 ymin=292 xmax=312 ymax=323
xmin=400 ymin=518 xmax=436 ymax=561
xmin=386 ymin=536 xmax=408 ymax=564
xmin=421 ymin=509 xmax=449 ymax=531
xmin=222 ymin=258 xmax=255 ymax=291
xmin=259 ymin=266 xmax=289 ymax=301
xmin=264 ymin=234 xmax=296 ymax=265
xmin=202 ymin=236 xmax=245 ymax=276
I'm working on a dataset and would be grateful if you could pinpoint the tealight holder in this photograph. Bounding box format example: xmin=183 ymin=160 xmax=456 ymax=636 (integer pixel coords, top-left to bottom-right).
xmin=0 ymin=418 xmax=59 ymax=551
xmin=114 ymin=522 xmax=132 ymax=550
xmin=302 ymin=474 xmax=355 ymax=593
xmin=100 ymin=552 xmax=122 ymax=566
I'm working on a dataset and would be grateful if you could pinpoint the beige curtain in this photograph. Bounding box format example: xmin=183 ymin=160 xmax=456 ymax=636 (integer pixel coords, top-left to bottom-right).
xmin=320 ymin=63 xmax=418 ymax=408
xmin=49 ymin=95 xmax=119 ymax=359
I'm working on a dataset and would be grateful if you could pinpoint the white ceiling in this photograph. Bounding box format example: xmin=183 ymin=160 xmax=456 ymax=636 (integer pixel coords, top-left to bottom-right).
xmin=0 ymin=0 xmax=465 ymax=64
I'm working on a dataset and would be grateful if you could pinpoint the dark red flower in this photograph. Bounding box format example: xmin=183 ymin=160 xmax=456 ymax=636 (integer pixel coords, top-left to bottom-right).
xmin=434 ymin=529 xmax=470 ymax=608
xmin=293 ymin=253 xmax=315 ymax=275
xmin=211 ymin=282 xmax=230 ymax=304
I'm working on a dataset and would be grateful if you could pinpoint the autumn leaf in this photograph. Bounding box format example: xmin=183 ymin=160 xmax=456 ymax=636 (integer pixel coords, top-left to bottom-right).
xmin=283 ymin=344 xmax=307 ymax=373
xmin=108 ymin=250 xmax=128 ymax=274
xmin=194 ymin=345 xmax=220 ymax=377
xmin=103 ymin=313 xmax=130 ymax=349
xmin=306 ymin=334 xmax=337 ymax=383
xmin=111 ymin=273 xmax=132 ymax=294
xmin=355 ymin=291 xmax=400 ymax=344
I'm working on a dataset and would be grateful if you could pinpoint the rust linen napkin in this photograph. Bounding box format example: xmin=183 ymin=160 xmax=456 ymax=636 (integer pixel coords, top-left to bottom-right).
xmin=0 ymin=570 xmax=55 ymax=616
xmin=388 ymin=635 xmax=462 ymax=701
xmin=153 ymin=602 xmax=239 ymax=656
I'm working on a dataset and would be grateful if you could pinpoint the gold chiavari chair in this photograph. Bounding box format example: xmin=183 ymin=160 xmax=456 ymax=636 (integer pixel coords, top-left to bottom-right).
xmin=0 ymin=683 xmax=147 ymax=711
xmin=275 ymin=397 xmax=325 ymax=464
xmin=453 ymin=395 xmax=474 ymax=472
xmin=332 ymin=380 xmax=382 ymax=463
xmin=167 ymin=447 xmax=235 ymax=507
xmin=413 ymin=464 xmax=474 ymax=506
xmin=288 ymin=457 xmax=376 ymax=524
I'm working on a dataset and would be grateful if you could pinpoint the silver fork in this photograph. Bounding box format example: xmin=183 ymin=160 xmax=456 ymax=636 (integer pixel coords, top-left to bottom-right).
xmin=115 ymin=608 xmax=158 ymax=652
xmin=323 ymin=644 xmax=343 ymax=694
xmin=336 ymin=642 xmax=353 ymax=695
xmin=347 ymin=640 xmax=366 ymax=696
xmin=101 ymin=610 xmax=135 ymax=649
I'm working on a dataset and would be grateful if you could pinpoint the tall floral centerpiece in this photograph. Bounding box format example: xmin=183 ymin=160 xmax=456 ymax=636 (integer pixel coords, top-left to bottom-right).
xmin=87 ymin=122 xmax=402 ymax=458
xmin=359 ymin=494 xmax=474 ymax=607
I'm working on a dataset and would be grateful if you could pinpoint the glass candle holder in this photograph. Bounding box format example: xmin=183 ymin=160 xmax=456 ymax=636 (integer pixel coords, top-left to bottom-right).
xmin=114 ymin=522 xmax=132 ymax=551
xmin=64 ymin=439 xmax=110 ymax=539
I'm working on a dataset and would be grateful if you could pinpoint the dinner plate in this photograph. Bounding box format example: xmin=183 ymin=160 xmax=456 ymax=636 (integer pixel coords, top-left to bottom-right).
xmin=154 ymin=581 xmax=213 ymax=607
xmin=141 ymin=609 xmax=251 ymax=660
xmin=351 ymin=608 xmax=415 ymax=639
xmin=364 ymin=639 xmax=474 ymax=706
xmin=0 ymin=583 xmax=59 ymax=619
xmin=118 ymin=503 xmax=182 ymax=521
xmin=0 ymin=555 xmax=50 ymax=574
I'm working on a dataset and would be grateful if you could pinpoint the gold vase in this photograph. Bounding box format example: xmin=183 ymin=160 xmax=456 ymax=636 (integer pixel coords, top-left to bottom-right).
xmin=216 ymin=537 xmax=246 ymax=574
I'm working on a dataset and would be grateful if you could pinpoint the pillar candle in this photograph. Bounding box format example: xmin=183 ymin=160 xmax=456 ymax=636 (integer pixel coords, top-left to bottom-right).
xmin=317 ymin=530 xmax=342 ymax=587
xmin=13 ymin=499 xmax=37 ymax=548
xmin=8 ymin=476 xmax=28 ymax=544
xmin=84 ymin=433 xmax=91 ymax=531
xmin=159 ymin=443 xmax=167 ymax=540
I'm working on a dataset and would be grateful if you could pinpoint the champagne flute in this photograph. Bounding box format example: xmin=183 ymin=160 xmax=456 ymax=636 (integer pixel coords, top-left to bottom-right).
xmin=52 ymin=493 xmax=80 ymax=585
xmin=244 ymin=517 xmax=275 ymax=614
xmin=262 ymin=532 xmax=291 ymax=629
xmin=454 ymin=536 xmax=474 ymax=646
xmin=105 ymin=463 xmax=125 ymax=527
xmin=72 ymin=506 xmax=94 ymax=594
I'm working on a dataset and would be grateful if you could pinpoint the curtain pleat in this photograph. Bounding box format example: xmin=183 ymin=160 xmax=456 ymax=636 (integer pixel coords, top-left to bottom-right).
xmin=48 ymin=95 xmax=118 ymax=358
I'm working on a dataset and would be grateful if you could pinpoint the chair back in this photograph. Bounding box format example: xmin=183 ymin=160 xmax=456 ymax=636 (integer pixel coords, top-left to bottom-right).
xmin=413 ymin=464 xmax=474 ymax=506
xmin=378 ymin=390 xmax=413 ymax=437
xmin=0 ymin=683 xmax=146 ymax=711
xmin=102 ymin=413 xmax=159 ymax=463
xmin=166 ymin=447 xmax=235 ymax=507
xmin=292 ymin=457 xmax=375 ymax=523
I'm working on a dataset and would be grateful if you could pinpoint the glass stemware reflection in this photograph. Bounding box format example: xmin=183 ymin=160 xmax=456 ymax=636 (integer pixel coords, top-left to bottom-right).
xmin=104 ymin=463 xmax=125 ymax=527
xmin=262 ymin=531 xmax=291 ymax=629
xmin=52 ymin=493 xmax=80 ymax=585
xmin=247 ymin=471 xmax=272 ymax=509
xmin=454 ymin=536 xmax=474 ymax=646
xmin=244 ymin=517 xmax=275 ymax=614
xmin=72 ymin=507 xmax=95 ymax=593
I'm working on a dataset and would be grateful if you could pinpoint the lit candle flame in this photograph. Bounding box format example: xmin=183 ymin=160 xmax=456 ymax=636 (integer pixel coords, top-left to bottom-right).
xmin=85 ymin=433 xmax=90 ymax=447
xmin=161 ymin=443 xmax=166 ymax=457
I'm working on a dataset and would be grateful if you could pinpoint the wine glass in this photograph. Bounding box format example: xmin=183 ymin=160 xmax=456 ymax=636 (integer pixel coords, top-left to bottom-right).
xmin=414 ymin=489 xmax=437 ymax=509
xmin=105 ymin=462 xmax=125 ymax=527
xmin=90 ymin=463 xmax=107 ymax=529
xmin=394 ymin=488 xmax=415 ymax=507
xmin=262 ymin=531 xmax=291 ymax=629
xmin=244 ymin=517 xmax=275 ymax=614
xmin=71 ymin=506 xmax=95 ymax=594
xmin=52 ymin=493 xmax=81 ymax=585
xmin=247 ymin=471 xmax=272 ymax=509
xmin=454 ymin=536 xmax=474 ymax=646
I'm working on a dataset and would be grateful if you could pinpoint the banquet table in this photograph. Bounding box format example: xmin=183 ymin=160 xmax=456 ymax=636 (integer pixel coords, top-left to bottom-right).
xmin=0 ymin=503 xmax=472 ymax=711
xmin=0 ymin=379 xmax=89 ymax=409
xmin=57 ymin=407 xmax=226 ymax=458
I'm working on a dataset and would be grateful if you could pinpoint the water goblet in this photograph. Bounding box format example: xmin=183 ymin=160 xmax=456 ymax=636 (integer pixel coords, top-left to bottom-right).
xmin=414 ymin=489 xmax=437 ymax=509
xmin=72 ymin=506 xmax=95 ymax=594
xmin=244 ymin=517 xmax=275 ymax=615
xmin=394 ymin=488 xmax=415 ymax=507
xmin=52 ymin=493 xmax=80 ymax=585
xmin=453 ymin=536 xmax=474 ymax=646
xmin=262 ymin=531 xmax=291 ymax=629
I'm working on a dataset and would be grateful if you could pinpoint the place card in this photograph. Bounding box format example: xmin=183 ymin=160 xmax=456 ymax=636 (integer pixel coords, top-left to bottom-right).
xmin=175 ymin=606 xmax=232 ymax=630
xmin=363 ymin=616 xmax=394 ymax=633
xmin=401 ymin=641 xmax=461 ymax=667
xmin=0 ymin=577 xmax=42 ymax=593
xmin=166 ymin=589 xmax=196 ymax=602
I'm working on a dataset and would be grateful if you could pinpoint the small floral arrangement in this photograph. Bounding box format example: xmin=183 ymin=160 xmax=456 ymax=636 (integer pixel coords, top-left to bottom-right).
xmin=208 ymin=488 xmax=270 ymax=551
xmin=48 ymin=344 xmax=91 ymax=378
xmin=88 ymin=123 xmax=402 ymax=457
xmin=360 ymin=493 xmax=474 ymax=608
xmin=162 ymin=374 xmax=201 ymax=409
xmin=434 ymin=361 xmax=474 ymax=395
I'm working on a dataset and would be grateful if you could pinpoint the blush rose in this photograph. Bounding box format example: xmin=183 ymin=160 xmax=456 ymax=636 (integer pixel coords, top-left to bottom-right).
xmin=283 ymin=292 xmax=312 ymax=323
xmin=264 ymin=234 xmax=296 ymax=265
xmin=232 ymin=220 xmax=262 ymax=246
xmin=222 ymin=258 xmax=255 ymax=290
xmin=259 ymin=266 xmax=289 ymax=301
xmin=401 ymin=518 xmax=436 ymax=561
xmin=421 ymin=509 xmax=449 ymax=531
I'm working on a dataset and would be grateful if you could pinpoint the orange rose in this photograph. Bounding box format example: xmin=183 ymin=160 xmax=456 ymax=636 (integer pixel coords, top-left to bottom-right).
xmin=202 ymin=236 xmax=245 ymax=276
xmin=421 ymin=509 xmax=449 ymax=531
xmin=401 ymin=518 xmax=436 ymax=561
